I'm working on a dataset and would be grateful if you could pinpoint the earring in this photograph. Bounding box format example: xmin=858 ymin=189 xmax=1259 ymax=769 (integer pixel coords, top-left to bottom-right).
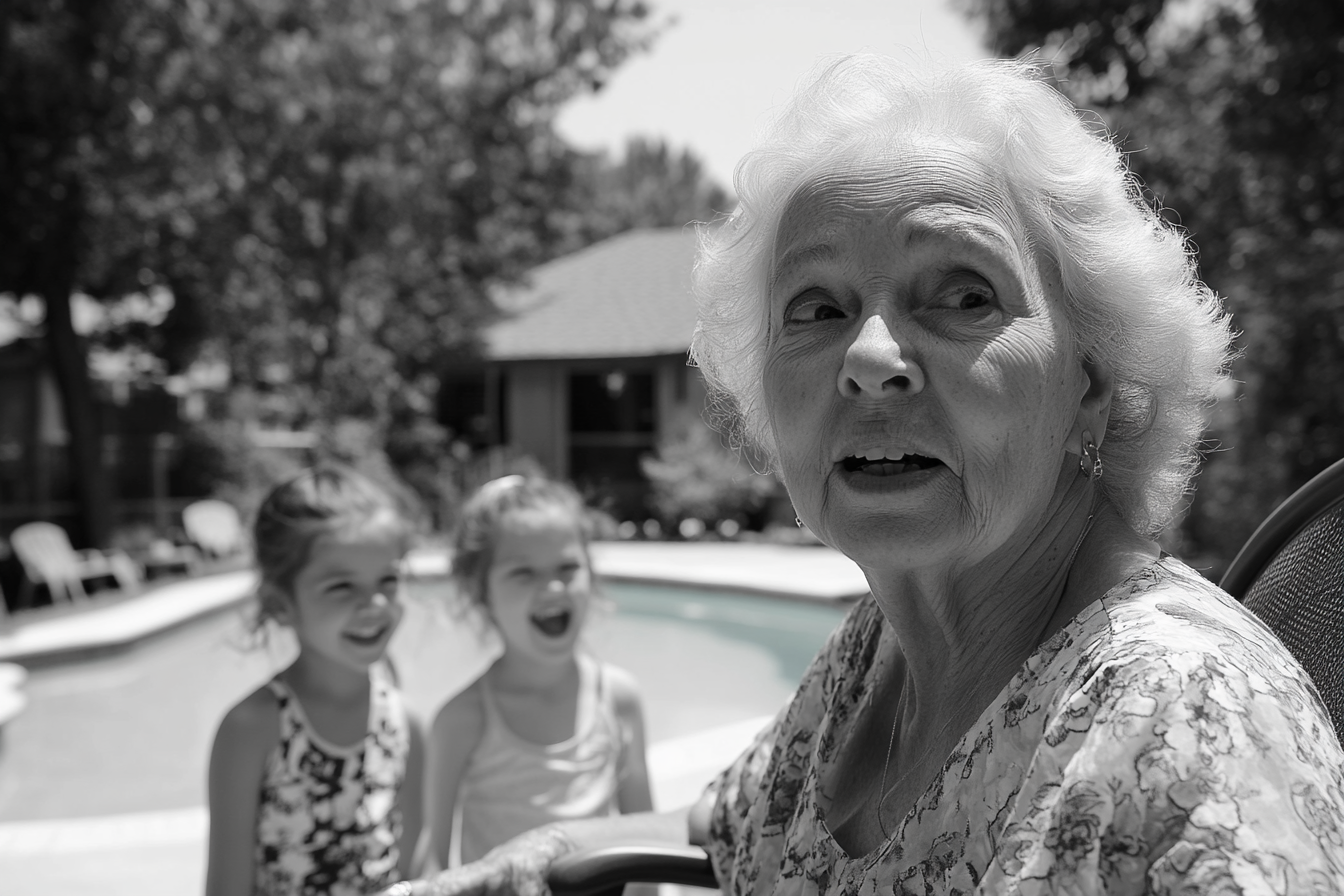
xmin=795 ymin=517 xmax=804 ymax=529
xmin=1079 ymin=432 xmax=1103 ymax=482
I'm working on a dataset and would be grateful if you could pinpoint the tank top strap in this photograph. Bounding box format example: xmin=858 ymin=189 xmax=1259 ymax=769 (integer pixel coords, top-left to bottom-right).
xmin=585 ymin=657 xmax=626 ymax=751
xmin=263 ymin=675 xmax=306 ymax=765
xmin=585 ymin=654 xmax=604 ymax=698
xmin=369 ymin=660 xmax=395 ymax=716
xmin=577 ymin=654 xmax=609 ymax=741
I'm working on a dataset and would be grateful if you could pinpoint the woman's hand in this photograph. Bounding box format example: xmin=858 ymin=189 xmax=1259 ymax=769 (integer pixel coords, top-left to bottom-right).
xmin=374 ymin=825 xmax=576 ymax=896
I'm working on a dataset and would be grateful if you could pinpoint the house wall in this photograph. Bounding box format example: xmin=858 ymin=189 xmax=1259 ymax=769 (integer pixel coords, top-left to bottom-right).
xmin=506 ymin=362 xmax=567 ymax=476
xmin=489 ymin=353 xmax=713 ymax=519
xmin=654 ymin=355 xmax=709 ymax=443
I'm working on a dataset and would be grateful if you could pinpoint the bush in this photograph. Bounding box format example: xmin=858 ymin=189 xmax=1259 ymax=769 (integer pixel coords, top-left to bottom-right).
xmin=170 ymin=420 xmax=306 ymax=523
xmin=640 ymin=425 xmax=778 ymax=535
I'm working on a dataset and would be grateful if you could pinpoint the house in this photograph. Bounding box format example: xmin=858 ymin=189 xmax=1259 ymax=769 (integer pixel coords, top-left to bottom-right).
xmin=439 ymin=227 xmax=712 ymax=520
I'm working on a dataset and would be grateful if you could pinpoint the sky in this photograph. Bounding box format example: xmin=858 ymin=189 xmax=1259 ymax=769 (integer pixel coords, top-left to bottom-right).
xmin=554 ymin=0 xmax=990 ymax=189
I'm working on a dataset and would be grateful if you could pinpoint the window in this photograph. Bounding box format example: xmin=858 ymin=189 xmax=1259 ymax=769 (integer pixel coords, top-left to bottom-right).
xmin=568 ymin=369 xmax=655 ymax=519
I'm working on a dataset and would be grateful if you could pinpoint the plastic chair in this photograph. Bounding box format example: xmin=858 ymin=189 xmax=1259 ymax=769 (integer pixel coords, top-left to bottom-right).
xmin=8 ymin=521 xmax=142 ymax=606
xmin=1219 ymin=456 xmax=1344 ymax=740
xmin=182 ymin=499 xmax=247 ymax=559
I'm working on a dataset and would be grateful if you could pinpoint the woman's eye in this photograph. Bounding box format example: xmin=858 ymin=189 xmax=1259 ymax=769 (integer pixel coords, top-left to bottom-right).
xmin=784 ymin=292 xmax=845 ymax=323
xmin=957 ymin=289 xmax=991 ymax=310
xmin=936 ymin=277 xmax=996 ymax=313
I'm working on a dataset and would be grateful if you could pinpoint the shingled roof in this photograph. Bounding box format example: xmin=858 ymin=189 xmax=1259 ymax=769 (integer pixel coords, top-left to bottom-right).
xmin=485 ymin=227 xmax=700 ymax=361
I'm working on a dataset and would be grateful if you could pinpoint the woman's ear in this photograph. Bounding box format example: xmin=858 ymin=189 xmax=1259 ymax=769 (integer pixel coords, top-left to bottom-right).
xmin=1069 ymin=355 xmax=1115 ymax=454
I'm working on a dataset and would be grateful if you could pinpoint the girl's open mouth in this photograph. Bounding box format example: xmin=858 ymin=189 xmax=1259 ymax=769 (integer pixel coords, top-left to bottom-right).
xmin=343 ymin=625 xmax=389 ymax=647
xmin=841 ymin=453 xmax=944 ymax=476
xmin=530 ymin=607 xmax=572 ymax=638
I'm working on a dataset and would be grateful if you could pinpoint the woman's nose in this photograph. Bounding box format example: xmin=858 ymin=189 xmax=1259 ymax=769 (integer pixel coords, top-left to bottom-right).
xmin=838 ymin=313 xmax=925 ymax=397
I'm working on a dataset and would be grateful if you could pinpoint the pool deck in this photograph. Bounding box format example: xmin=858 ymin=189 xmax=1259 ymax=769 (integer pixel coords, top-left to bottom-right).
xmin=0 ymin=540 xmax=870 ymax=668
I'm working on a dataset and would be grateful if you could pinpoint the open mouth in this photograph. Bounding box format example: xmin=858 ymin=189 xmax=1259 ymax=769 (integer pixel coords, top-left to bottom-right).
xmin=530 ymin=607 xmax=573 ymax=638
xmin=343 ymin=625 xmax=390 ymax=647
xmin=841 ymin=453 xmax=944 ymax=476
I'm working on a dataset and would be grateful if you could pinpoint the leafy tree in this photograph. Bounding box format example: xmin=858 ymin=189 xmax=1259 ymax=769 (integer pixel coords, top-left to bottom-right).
xmin=560 ymin=135 xmax=733 ymax=249
xmin=957 ymin=0 xmax=1344 ymax=574
xmin=2 ymin=0 xmax=121 ymax=544
xmin=2 ymin=0 xmax=658 ymax=543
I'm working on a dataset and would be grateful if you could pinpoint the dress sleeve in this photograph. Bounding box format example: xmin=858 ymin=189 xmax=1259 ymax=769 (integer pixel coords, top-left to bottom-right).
xmin=990 ymin=632 xmax=1344 ymax=893
xmin=699 ymin=598 xmax=884 ymax=889
xmin=700 ymin=706 xmax=783 ymax=881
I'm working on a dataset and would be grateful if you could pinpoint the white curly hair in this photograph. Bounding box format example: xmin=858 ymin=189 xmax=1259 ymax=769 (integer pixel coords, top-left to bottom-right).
xmin=688 ymin=54 xmax=1235 ymax=536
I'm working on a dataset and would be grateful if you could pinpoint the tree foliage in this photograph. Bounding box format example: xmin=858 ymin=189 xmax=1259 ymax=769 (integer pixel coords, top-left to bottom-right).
xmin=958 ymin=0 xmax=1344 ymax=573
xmin=561 ymin=135 xmax=732 ymax=249
xmin=641 ymin=423 xmax=775 ymax=530
xmin=3 ymin=0 xmax=125 ymax=544
xmin=82 ymin=0 xmax=658 ymax=417
xmin=3 ymin=0 xmax=663 ymax=539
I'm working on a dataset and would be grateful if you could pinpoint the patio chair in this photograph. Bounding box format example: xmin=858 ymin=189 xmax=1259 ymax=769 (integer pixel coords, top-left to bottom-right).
xmin=546 ymin=457 xmax=1344 ymax=896
xmin=549 ymin=843 xmax=716 ymax=896
xmin=8 ymin=521 xmax=142 ymax=607
xmin=1220 ymin=456 xmax=1344 ymax=740
xmin=182 ymin=499 xmax=247 ymax=559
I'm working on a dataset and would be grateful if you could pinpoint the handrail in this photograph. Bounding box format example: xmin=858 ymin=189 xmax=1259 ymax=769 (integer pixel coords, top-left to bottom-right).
xmin=548 ymin=843 xmax=717 ymax=896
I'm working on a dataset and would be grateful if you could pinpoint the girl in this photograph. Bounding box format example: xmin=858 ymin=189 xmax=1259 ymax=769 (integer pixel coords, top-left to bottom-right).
xmin=425 ymin=475 xmax=653 ymax=870
xmin=205 ymin=464 xmax=425 ymax=896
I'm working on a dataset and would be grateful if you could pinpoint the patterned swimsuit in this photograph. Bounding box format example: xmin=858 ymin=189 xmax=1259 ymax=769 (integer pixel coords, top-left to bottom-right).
xmin=253 ymin=663 xmax=410 ymax=896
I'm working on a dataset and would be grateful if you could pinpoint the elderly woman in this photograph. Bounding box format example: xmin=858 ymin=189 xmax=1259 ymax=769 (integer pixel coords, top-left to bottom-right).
xmin=386 ymin=55 xmax=1344 ymax=895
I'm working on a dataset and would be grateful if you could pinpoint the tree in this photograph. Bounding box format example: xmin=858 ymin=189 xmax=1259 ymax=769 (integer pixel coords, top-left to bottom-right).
xmin=2 ymin=0 xmax=659 ymax=541
xmin=2 ymin=0 xmax=121 ymax=545
xmin=957 ymin=0 xmax=1344 ymax=573
xmin=93 ymin=0 xmax=659 ymax=412
xmin=560 ymin=135 xmax=733 ymax=249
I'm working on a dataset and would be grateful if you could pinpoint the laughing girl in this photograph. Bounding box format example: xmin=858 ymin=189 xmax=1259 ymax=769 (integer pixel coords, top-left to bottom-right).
xmin=424 ymin=475 xmax=652 ymax=870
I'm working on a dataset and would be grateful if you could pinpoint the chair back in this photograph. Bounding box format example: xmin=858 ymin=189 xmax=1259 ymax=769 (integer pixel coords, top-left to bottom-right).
xmin=1220 ymin=457 xmax=1344 ymax=741
xmin=9 ymin=522 xmax=80 ymax=585
xmin=182 ymin=500 xmax=246 ymax=557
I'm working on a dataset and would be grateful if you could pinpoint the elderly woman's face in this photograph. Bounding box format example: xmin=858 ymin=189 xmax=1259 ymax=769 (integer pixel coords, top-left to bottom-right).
xmin=763 ymin=151 xmax=1090 ymax=571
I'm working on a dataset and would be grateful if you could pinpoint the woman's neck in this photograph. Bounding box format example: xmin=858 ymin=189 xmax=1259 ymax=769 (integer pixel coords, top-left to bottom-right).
xmin=863 ymin=492 xmax=1157 ymax=727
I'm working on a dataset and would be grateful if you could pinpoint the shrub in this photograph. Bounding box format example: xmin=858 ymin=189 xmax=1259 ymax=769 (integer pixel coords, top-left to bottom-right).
xmin=640 ymin=425 xmax=777 ymax=534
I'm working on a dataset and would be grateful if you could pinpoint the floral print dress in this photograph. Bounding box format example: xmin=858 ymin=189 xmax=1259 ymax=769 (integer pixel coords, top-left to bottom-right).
xmin=704 ymin=557 xmax=1344 ymax=895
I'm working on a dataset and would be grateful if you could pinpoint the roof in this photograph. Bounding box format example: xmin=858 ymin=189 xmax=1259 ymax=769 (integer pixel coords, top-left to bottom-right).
xmin=485 ymin=227 xmax=700 ymax=361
